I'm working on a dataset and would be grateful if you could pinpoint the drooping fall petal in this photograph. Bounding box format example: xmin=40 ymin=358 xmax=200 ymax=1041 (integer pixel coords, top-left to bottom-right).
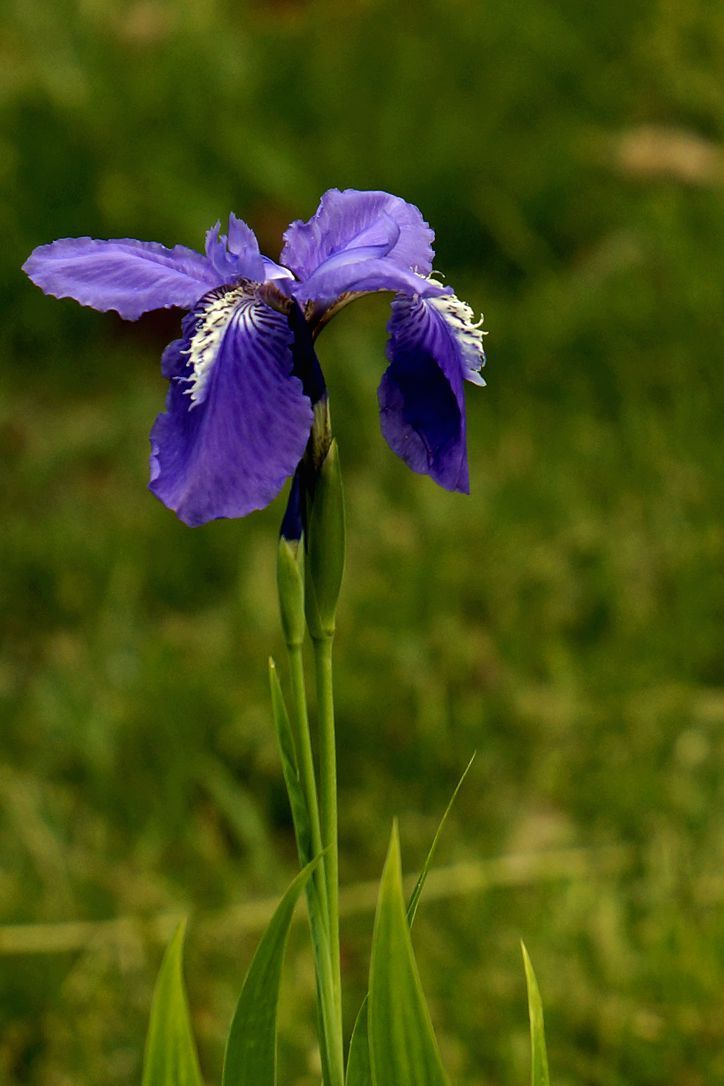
xmin=150 ymin=283 xmax=313 ymax=526
xmin=378 ymin=292 xmax=485 ymax=493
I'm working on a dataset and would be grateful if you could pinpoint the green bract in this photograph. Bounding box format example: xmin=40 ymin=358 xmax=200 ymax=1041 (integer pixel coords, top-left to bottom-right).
xmin=305 ymin=440 xmax=345 ymax=641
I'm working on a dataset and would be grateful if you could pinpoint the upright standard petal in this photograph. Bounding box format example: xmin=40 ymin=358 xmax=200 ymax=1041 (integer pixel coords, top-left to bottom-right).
xmin=204 ymin=213 xmax=267 ymax=283
xmin=281 ymin=189 xmax=436 ymax=301
xmin=378 ymin=291 xmax=486 ymax=493
xmin=23 ymin=237 xmax=220 ymax=320
xmin=149 ymin=283 xmax=313 ymax=526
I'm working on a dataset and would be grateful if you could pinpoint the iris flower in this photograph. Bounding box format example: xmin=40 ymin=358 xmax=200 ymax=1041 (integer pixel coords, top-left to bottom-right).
xmin=23 ymin=189 xmax=485 ymax=526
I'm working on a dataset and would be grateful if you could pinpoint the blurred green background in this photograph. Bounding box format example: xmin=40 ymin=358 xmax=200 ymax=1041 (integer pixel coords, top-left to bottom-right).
xmin=2 ymin=0 xmax=724 ymax=1083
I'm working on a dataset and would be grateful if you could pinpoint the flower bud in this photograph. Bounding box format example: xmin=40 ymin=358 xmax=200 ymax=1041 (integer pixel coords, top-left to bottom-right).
xmin=277 ymin=536 xmax=306 ymax=649
xmin=305 ymin=439 xmax=345 ymax=640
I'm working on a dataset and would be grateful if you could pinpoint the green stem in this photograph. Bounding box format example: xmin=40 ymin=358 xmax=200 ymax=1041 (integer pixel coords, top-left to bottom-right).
xmin=287 ymin=643 xmax=344 ymax=1086
xmin=287 ymin=644 xmax=324 ymax=873
xmin=313 ymin=634 xmax=342 ymax=1038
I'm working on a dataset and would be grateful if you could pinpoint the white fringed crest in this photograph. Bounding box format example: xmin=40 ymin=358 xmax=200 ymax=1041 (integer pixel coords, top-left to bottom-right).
xmin=181 ymin=283 xmax=252 ymax=407
xmin=429 ymin=288 xmax=487 ymax=385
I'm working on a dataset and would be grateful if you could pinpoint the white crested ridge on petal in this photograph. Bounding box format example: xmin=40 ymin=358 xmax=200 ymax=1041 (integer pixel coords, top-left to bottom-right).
xmin=182 ymin=283 xmax=258 ymax=407
xmin=428 ymin=285 xmax=487 ymax=386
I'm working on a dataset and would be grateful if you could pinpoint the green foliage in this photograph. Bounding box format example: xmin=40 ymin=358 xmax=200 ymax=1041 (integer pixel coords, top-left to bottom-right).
xmin=268 ymin=659 xmax=311 ymax=866
xmin=305 ymin=439 xmax=346 ymax=641
xmin=276 ymin=540 xmax=306 ymax=650
xmin=368 ymin=825 xmax=450 ymax=1086
xmin=222 ymin=861 xmax=318 ymax=1086
xmin=345 ymin=1004 xmax=372 ymax=1086
xmin=346 ymin=755 xmax=474 ymax=1084
xmin=406 ymin=754 xmax=475 ymax=927
xmin=522 ymin=944 xmax=551 ymax=1086
xmin=142 ymin=922 xmax=204 ymax=1086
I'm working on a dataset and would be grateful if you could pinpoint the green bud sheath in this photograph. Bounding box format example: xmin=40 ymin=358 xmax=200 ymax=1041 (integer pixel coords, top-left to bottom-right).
xmin=309 ymin=397 xmax=333 ymax=473
xmin=305 ymin=439 xmax=346 ymax=640
xmin=277 ymin=536 xmax=306 ymax=648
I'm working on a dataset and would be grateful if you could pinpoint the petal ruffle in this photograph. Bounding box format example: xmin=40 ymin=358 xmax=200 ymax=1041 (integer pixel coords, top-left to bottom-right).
xmin=204 ymin=213 xmax=267 ymax=283
xmin=378 ymin=292 xmax=486 ymax=493
xmin=150 ymin=283 xmax=313 ymax=526
xmin=281 ymin=189 xmax=435 ymax=301
xmin=22 ymin=237 xmax=220 ymax=320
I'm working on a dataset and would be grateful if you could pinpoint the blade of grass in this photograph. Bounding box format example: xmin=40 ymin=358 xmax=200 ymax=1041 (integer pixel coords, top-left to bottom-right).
xmin=521 ymin=942 xmax=551 ymax=1086
xmin=367 ymin=824 xmax=450 ymax=1086
xmin=346 ymin=756 xmax=474 ymax=1085
xmin=142 ymin=921 xmax=204 ymax=1086
xmin=406 ymin=753 xmax=475 ymax=925
xmin=269 ymin=658 xmax=312 ymax=865
xmin=222 ymin=859 xmax=320 ymax=1086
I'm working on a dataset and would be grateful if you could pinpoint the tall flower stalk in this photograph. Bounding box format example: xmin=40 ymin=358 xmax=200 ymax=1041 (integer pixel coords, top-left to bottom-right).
xmin=276 ymin=412 xmax=347 ymax=1084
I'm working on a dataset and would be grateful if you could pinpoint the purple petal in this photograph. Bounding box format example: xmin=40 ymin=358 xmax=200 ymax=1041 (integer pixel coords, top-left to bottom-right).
xmin=378 ymin=292 xmax=486 ymax=493
xmin=23 ymin=237 xmax=220 ymax=320
xmin=262 ymin=256 xmax=295 ymax=283
xmin=281 ymin=189 xmax=436 ymax=299
xmin=205 ymin=214 xmax=266 ymax=283
xmin=149 ymin=283 xmax=313 ymax=526
xmin=290 ymin=257 xmax=449 ymax=306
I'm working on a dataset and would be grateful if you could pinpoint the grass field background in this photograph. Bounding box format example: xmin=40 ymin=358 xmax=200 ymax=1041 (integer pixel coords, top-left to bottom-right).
xmin=2 ymin=1 xmax=724 ymax=1083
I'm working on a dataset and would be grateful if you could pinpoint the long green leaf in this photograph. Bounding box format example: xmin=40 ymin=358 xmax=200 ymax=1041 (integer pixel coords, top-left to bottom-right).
xmin=522 ymin=943 xmax=551 ymax=1086
xmin=142 ymin=921 xmax=204 ymax=1086
xmin=368 ymin=824 xmax=450 ymax=1086
xmin=346 ymin=755 xmax=474 ymax=1085
xmin=222 ymin=859 xmax=318 ymax=1086
xmin=269 ymin=658 xmax=312 ymax=866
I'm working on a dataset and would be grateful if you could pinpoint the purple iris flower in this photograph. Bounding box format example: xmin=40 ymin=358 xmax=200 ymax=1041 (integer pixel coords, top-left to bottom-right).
xmin=23 ymin=189 xmax=485 ymax=527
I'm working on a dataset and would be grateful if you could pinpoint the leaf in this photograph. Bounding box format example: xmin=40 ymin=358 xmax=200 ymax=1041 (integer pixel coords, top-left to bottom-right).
xmin=276 ymin=536 xmax=306 ymax=649
xmin=346 ymin=755 xmax=474 ymax=1085
xmin=521 ymin=943 xmax=551 ymax=1086
xmin=406 ymin=752 xmax=475 ymax=926
xmin=222 ymin=859 xmax=319 ymax=1086
xmin=345 ymin=1000 xmax=372 ymax=1086
xmin=269 ymin=658 xmax=312 ymax=866
xmin=142 ymin=921 xmax=204 ymax=1086
xmin=368 ymin=824 xmax=450 ymax=1086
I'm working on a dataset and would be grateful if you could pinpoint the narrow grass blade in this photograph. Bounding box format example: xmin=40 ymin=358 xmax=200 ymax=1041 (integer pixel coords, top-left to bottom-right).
xmin=521 ymin=943 xmax=551 ymax=1086
xmin=269 ymin=658 xmax=312 ymax=865
xmin=407 ymin=752 xmax=475 ymax=925
xmin=368 ymin=824 xmax=450 ymax=1086
xmin=142 ymin=921 xmax=204 ymax=1086
xmin=346 ymin=756 xmax=474 ymax=1085
xmin=222 ymin=859 xmax=319 ymax=1086
xmin=345 ymin=1000 xmax=372 ymax=1086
